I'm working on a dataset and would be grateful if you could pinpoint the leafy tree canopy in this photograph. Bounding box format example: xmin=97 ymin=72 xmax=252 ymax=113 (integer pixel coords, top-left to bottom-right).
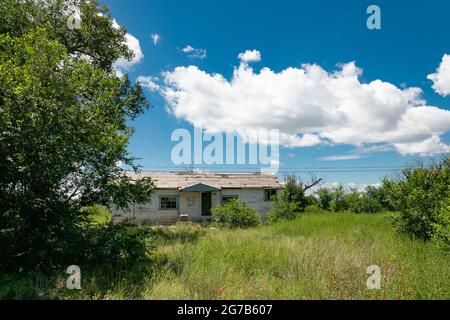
xmin=0 ymin=0 xmax=132 ymax=70
xmin=0 ymin=1 xmax=154 ymax=270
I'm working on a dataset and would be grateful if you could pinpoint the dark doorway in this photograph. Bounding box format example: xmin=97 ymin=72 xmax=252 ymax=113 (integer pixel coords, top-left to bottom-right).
xmin=201 ymin=192 xmax=212 ymax=216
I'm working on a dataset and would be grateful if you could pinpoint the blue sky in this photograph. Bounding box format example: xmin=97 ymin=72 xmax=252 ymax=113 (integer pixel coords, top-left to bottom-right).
xmin=104 ymin=0 xmax=450 ymax=186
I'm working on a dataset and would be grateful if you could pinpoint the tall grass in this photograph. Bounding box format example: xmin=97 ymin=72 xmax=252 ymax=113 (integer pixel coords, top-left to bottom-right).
xmin=146 ymin=213 xmax=449 ymax=300
xmin=1 ymin=213 xmax=449 ymax=299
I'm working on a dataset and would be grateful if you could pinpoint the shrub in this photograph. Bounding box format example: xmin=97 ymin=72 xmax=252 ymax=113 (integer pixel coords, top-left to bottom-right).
xmin=306 ymin=194 xmax=319 ymax=206
xmin=268 ymin=174 xmax=322 ymax=223
xmin=366 ymin=185 xmax=394 ymax=211
xmin=384 ymin=156 xmax=450 ymax=240
xmin=82 ymin=205 xmax=112 ymax=225
xmin=330 ymin=185 xmax=348 ymax=212
xmin=432 ymin=198 xmax=450 ymax=253
xmin=268 ymin=197 xmax=302 ymax=223
xmin=212 ymin=199 xmax=261 ymax=229
xmin=345 ymin=189 xmax=383 ymax=213
xmin=304 ymin=204 xmax=328 ymax=214
xmin=316 ymin=185 xmax=387 ymax=213
xmin=316 ymin=187 xmax=333 ymax=210
xmin=68 ymin=222 xmax=154 ymax=270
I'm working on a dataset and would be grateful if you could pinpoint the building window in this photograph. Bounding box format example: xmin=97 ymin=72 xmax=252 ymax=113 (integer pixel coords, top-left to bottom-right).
xmin=264 ymin=189 xmax=277 ymax=201
xmin=221 ymin=195 xmax=239 ymax=203
xmin=160 ymin=196 xmax=177 ymax=209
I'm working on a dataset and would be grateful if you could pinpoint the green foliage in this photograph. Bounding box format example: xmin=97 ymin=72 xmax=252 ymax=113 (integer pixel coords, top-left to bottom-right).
xmin=433 ymin=205 xmax=450 ymax=251
xmin=212 ymin=199 xmax=261 ymax=229
xmin=74 ymin=223 xmax=154 ymax=269
xmin=330 ymin=185 xmax=348 ymax=212
xmin=315 ymin=185 xmax=386 ymax=214
xmin=81 ymin=205 xmax=112 ymax=225
xmin=383 ymin=156 xmax=450 ymax=241
xmin=432 ymin=198 xmax=450 ymax=252
xmin=366 ymin=184 xmax=395 ymax=211
xmin=304 ymin=204 xmax=328 ymax=214
xmin=0 ymin=0 xmax=132 ymax=70
xmin=0 ymin=1 xmax=155 ymax=271
xmin=305 ymin=194 xmax=319 ymax=206
xmin=282 ymin=175 xmax=308 ymax=207
xmin=268 ymin=174 xmax=321 ymax=222
xmin=268 ymin=198 xmax=301 ymax=223
xmin=316 ymin=187 xmax=333 ymax=210
xmin=345 ymin=188 xmax=383 ymax=213
xmin=1 ymin=213 xmax=450 ymax=299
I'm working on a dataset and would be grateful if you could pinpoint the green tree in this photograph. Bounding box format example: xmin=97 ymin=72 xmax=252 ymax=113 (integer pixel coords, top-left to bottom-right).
xmin=0 ymin=0 xmax=131 ymax=70
xmin=432 ymin=197 xmax=450 ymax=252
xmin=383 ymin=157 xmax=450 ymax=240
xmin=366 ymin=185 xmax=394 ymax=211
xmin=316 ymin=187 xmax=333 ymax=210
xmin=344 ymin=188 xmax=382 ymax=213
xmin=0 ymin=1 xmax=154 ymax=270
xmin=330 ymin=185 xmax=348 ymax=212
xmin=269 ymin=174 xmax=321 ymax=222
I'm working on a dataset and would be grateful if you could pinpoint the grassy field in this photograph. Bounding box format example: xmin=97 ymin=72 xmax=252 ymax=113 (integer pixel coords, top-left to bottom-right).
xmin=1 ymin=212 xmax=449 ymax=299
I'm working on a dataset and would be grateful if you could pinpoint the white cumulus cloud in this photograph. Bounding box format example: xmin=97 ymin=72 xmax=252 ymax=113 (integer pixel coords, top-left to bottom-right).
xmin=427 ymin=54 xmax=450 ymax=96
xmin=159 ymin=50 xmax=450 ymax=155
xmin=111 ymin=19 xmax=144 ymax=74
xmin=238 ymin=49 xmax=261 ymax=64
xmin=136 ymin=76 xmax=160 ymax=91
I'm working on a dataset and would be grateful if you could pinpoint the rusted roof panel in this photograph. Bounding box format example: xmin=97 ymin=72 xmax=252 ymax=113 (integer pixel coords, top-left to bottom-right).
xmin=126 ymin=172 xmax=283 ymax=189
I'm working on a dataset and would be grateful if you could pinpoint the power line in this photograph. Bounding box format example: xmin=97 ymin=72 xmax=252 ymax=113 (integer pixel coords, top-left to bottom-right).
xmin=135 ymin=165 xmax=419 ymax=169
xmin=133 ymin=165 xmax=420 ymax=171
xmin=128 ymin=167 xmax=414 ymax=173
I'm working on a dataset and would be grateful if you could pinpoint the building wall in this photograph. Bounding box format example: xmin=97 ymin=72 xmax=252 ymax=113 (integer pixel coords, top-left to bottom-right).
xmin=179 ymin=191 xmax=221 ymax=222
xmin=220 ymin=188 xmax=280 ymax=219
xmin=112 ymin=188 xmax=281 ymax=224
xmin=112 ymin=189 xmax=179 ymax=224
xmin=179 ymin=191 xmax=201 ymax=219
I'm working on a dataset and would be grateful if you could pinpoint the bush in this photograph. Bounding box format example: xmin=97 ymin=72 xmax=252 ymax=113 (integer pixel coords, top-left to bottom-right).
xmin=330 ymin=185 xmax=348 ymax=212
xmin=81 ymin=205 xmax=112 ymax=225
xmin=268 ymin=174 xmax=322 ymax=223
xmin=345 ymin=189 xmax=383 ymax=213
xmin=316 ymin=185 xmax=386 ymax=213
xmin=76 ymin=222 xmax=154 ymax=269
xmin=432 ymin=198 xmax=450 ymax=252
xmin=384 ymin=156 xmax=450 ymax=240
xmin=268 ymin=197 xmax=302 ymax=223
xmin=306 ymin=194 xmax=319 ymax=207
xmin=0 ymin=200 xmax=153 ymax=272
xmin=304 ymin=204 xmax=328 ymax=214
xmin=366 ymin=185 xmax=395 ymax=211
xmin=212 ymin=199 xmax=261 ymax=229
xmin=316 ymin=187 xmax=333 ymax=210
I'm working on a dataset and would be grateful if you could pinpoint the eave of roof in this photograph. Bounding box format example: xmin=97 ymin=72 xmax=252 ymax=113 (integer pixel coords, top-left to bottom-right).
xmin=179 ymin=183 xmax=221 ymax=192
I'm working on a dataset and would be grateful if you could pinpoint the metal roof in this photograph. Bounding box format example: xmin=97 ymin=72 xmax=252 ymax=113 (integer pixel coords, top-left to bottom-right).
xmin=126 ymin=172 xmax=283 ymax=190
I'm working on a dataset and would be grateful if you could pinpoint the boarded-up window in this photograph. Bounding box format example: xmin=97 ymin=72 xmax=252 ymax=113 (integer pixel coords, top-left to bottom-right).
xmin=221 ymin=195 xmax=239 ymax=203
xmin=264 ymin=189 xmax=277 ymax=201
xmin=160 ymin=196 xmax=177 ymax=209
